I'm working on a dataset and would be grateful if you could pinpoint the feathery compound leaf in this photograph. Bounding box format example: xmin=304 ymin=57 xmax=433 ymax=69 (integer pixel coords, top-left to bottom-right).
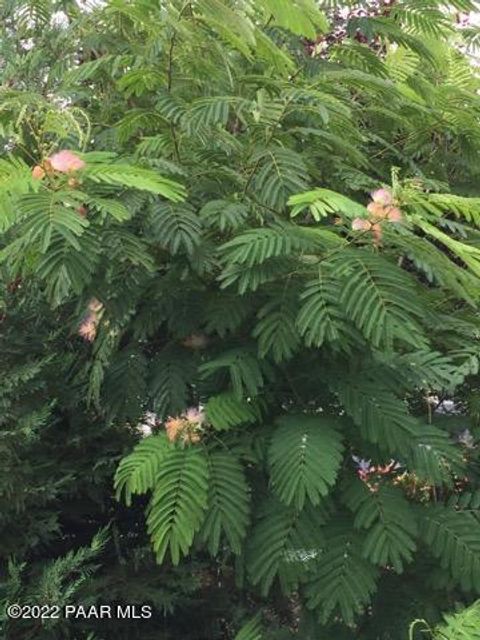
xmin=388 ymin=349 xmax=465 ymax=392
xmin=332 ymin=377 xmax=416 ymax=455
xmin=83 ymin=161 xmax=186 ymax=201
xmin=335 ymin=374 xmax=463 ymax=482
xmin=204 ymin=294 xmax=253 ymax=337
xmin=343 ymin=480 xmax=417 ymax=573
xmin=117 ymin=67 xmax=164 ymax=97
xmin=413 ymin=218 xmax=480 ymax=279
xmin=390 ymin=2 xmax=453 ymax=39
xmin=296 ymin=266 xmax=351 ymax=349
xmin=247 ymin=498 xmax=327 ymax=595
xmin=331 ymin=250 xmax=427 ymax=349
xmin=332 ymin=41 xmax=389 ymax=78
xmin=148 ymin=202 xmax=202 ymax=255
xmin=7 ymin=0 xmax=480 ymax=631
xmin=260 ymin=0 xmax=328 ymax=39
xmin=434 ymin=601 xmax=480 ymax=640
xmin=199 ymin=450 xmax=250 ymax=555
xmin=114 ymin=434 xmax=172 ymax=506
xmin=206 ymin=392 xmax=260 ymax=431
xmin=253 ymin=294 xmax=301 ymax=363
xmin=147 ymin=447 xmax=209 ymax=565
xmin=17 ymin=191 xmax=89 ymax=251
xmin=197 ymin=0 xmax=257 ymax=57
xmin=0 ymin=156 xmax=35 ymax=232
xmin=420 ymin=506 xmax=480 ymax=592
xmin=421 ymin=192 xmax=480 ymax=227
xmin=183 ymin=96 xmax=241 ymax=134
xmin=269 ymin=415 xmax=343 ymax=510
xmin=200 ymin=348 xmax=269 ymax=398
xmin=200 ymin=199 xmax=249 ymax=233
xmin=219 ymin=225 xmax=314 ymax=268
xmin=354 ymin=16 xmax=438 ymax=66
xmin=35 ymin=230 xmax=99 ymax=305
xmin=101 ymin=227 xmax=155 ymax=271
xmin=252 ymin=147 xmax=309 ymax=211
xmin=103 ymin=347 xmax=147 ymax=423
xmin=408 ymin=425 xmax=465 ymax=486
xmin=234 ymin=613 xmax=263 ymax=640
xmin=305 ymin=526 xmax=378 ymax=624
xmin=288 ymin=188 xmax=368 ymax=221
xmin=149 ymin=346 xmax=197 ymax=419
xmin=218 ymin=259 xmax=294 ymax=294
xmin=447 ymin=490 xmax=480 ymax=511
xmin=84 ymin=196 xmax=130 ymax=222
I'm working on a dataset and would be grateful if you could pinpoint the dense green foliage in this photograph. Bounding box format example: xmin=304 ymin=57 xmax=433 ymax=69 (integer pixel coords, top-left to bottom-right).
xmin=3 ymin=0 xmax=480 ymax=638
xmin=411 ymin=600 xmax=480 ymax=640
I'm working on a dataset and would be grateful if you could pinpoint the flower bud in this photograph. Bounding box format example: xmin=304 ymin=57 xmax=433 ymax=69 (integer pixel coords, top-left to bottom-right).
xmin=31 ymin=165 xmax=45 ymax=180
xmin=352 ymin=217 xmax=371 ymax=231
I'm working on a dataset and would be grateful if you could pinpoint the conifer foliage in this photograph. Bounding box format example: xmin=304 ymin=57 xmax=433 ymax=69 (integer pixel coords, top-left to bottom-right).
xmin=2 ymin=0 xmax=480 ymax=638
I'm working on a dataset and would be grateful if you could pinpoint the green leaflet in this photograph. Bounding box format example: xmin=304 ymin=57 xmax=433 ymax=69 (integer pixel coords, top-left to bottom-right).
xmin=147 ymin=447 xmax=209 ymax=565
xmin=260 ymin=0 xmax=328 ymax=39
xmin=432 ymin=601 xmax=480 ymax=640
xmin=268 ymin=414 xmax=344 ymax=510
xmin=234 ymin=613 xmax=264 ymax=640
xmin=296 ymin=265 xmax=353 ymax=349
xmin=305 ymin=524 xmax=379 ymax=624
xmin=247 ymin=498 xmax=328 ymax=595
xmin=114 ymin=433 xmax=172 ymax=506
xmin=199 ymin=449 xmax=250 ymax=555
xmin=331 ymin=249 xmax=428 ymax=350
xmin=148 ymin=202 xmax=202 ymax=255
xmin=253 ymin=293 xmax=301 ymax=362
xmin=200 ymin=348 xmax=270 ymax=398
xmin=343 ymin=480 xmax=418 ymax=573
xmin=149 ymin=346 xmax=197 ymax=419
xmin=206 ymin=392 xmax=260 ymax=430
xmin=83 ymin=163 xmax=186 ymax=201
xmin=420 ymin=506 xmax=480 ymax=592
xmin=289 ymin=187 xmax=369 ymax=221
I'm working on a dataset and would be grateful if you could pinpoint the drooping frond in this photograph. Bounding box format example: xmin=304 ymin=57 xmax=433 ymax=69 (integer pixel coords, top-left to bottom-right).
xmin=200 ymin=348 xmax=269 ymax=398
xmin=253 ymin=293 xmax=301 ymax=363
xmin=103 ymin=346 xmax=147 ymax=422
xmin=114 ymin=434 xmax=172 ymax=505
xmin=268 ymin=414 xmax=343 ymax=510
xmin=289 ymin=188 xmax=368 ymax=221
xmin=149 ymin=346 xmax=197 ymax=419
xmin=420 ymin=506 xmax=480 ymax=592
xmin=205 ymin=392 xmax=260 ymax=431
xmin=247 ymin=498 xmax=328 ymax=595
xmin=199 ymin=450 xmax=250 ymax=555
xmin=148 ymin=202 xmax=202 ymax=255
xmin=330 ymin=249 xmax=427 ymax=349
xmin=147 ymin=447 xmax=209 ymax=565
xmin=343 ymin=480 xmax=418 ymax=573
xmin=296 ymin=265 xmax=354 ymax=349
xmin=83 ymin=154 xmax=186 ymax=201
xmin=305 ymin=524 xmax=379 ymax=625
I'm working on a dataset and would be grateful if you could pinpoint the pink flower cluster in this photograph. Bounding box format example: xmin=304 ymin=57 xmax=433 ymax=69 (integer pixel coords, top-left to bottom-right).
xmin=352 ymin=455 xmax=401 ymax=491
xmin=78 ymin=298 xmax=103 ymax=342
xmin=352 ymin=188 xmax=402 ymax=244
xmin=165 ymin=407 xmax=206 ymax=444
xmin=32 ymin=149 xmax=86 ymax=180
